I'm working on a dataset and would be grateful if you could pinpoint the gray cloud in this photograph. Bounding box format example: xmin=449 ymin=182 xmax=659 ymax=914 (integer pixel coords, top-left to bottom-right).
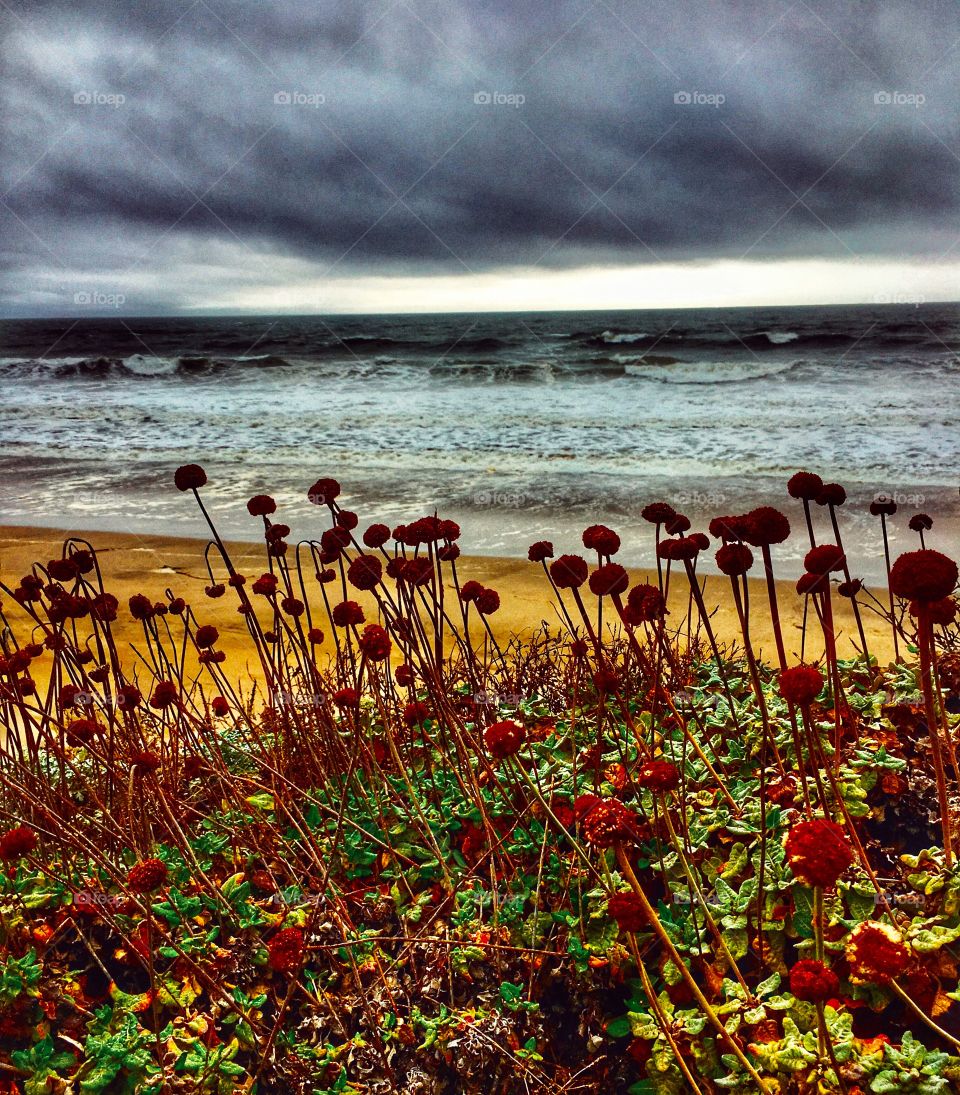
xmin=2 ymin=0 xmax=958 ymax=312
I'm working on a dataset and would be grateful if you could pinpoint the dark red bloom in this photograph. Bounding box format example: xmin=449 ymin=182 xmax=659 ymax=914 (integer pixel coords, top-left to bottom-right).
xmin=589 ymin=563 xmax=629 ymax=597
xmin=320 ymin=526 xmax=350 ymax=557
xmin=246 ymin=494 xmax=277 ymax=517
xmin=194 ymin=624 xmax=219 ymax=649
xmin=47 ymin=557 xmax=77 ymax=582
xmin=475 ymin=588 xmax=500 ymax=615
xmin=708 ymin=514 xmax=747 ymax=541
xmin=394 ymin=663 xmax=414 ymax=687
xmin=636 ymin=759 xmax=680 ymax=792
xmin=307 ymin=627 xmax=324 ymax=644
xmin=784 ymin=818 xmax=853 ymax=887
xmin=664 ymin=513 xmax=691 ymax=535
xmin=910 ymin=596 xmax=958 ymax=625
xmin=459 ymin=580 xmax=484 ymax=603
xmin=307 ymin=478 xmax=341 ymax=505
xmin=117 ymin=684 xmax=142 ymax=710
xmin=846 ymin=921 xmax=910 ymax=984
xmin=363 ymin=523 xmax=391 ymax=548
xmin=838 ymin=579 xmax=862 ymax=598
xmin=582 ymin=524 xmax=621 ymax=556
xmin=789 ymin=959 xmax=840 ymax=1002
xmin=528 ymin=540 xmax=554 ymax=563
xmin=403 ymin=701 xmax=430 ymax=726
xmin=281 ymin=596 xmax=304 ymax=616
xmin=787 ymin=471 xmax=823 ymax=500
xmin=168 ymin=597 xmax=186 ymax=615
xmin=889 ymin=549 xmax=958 ymax=602
xmin=743 ymin=506 xmax=791 ymax=546
xmin=66 ymin=718 xmax=100 ymax=745
xmin=641 ymin=502 xmax=676 ymax=525
xmin=268 ymin=927 xmax=305 ymax=973
xmin=804 ymin=544 xmax=846 ymax=574
xmin=581 ymin=800 xmax=641 ymax=848
xmin=869 ymin=498 xmax=897 ymax=516
xmin=358 ymin=624 xmax=392 ymax=662
xmin=332 ymin=600 xmax=365 ymax=627
xmin=129 ymin=594 xmax=154 ymax=621
xmin=550 ymin=554 xmax=589 ymax=589
xmin=624 ymin=583 xmax=666 ymax=624
xmin=593 ymin=667 xmax=620 ymax=694
xmin=211 ymin=696 xmax=230 ymax=717
xmin=691 ymin=532 xmax=710 ymax=552
xmin=779 ymin=664 xmax=823 ymax=706
xmin=335 ymin=510 xmax=359 ymax=531
xmin=908 ymin=512 xmax=933 ymax=532
xmin=438 ymin=544 xmax=460 ymax=561
xmin=333 ymin=687 xmax=359 ymax=708
xmin=127 ymin=858 xmax=168 ymax=893
xmin=150 ymin=681 xmax=179 ymax=709
xmin=91 ymin=593 xmax=119 ymax=621
xmin=174 ymin=464 xmax=207 ymax=491
xmin=347 ymin=555 xmax=382 ymax=591
xmin=796 ymin=571 xmax=828 ymax=595
xmin=252 ymin=573 xmax=279 ymax=596
xmin=485 ymin=719 xmax=525 ymax=759
xmin=0 ymin=826 xmax=37 ymax=861
xmin=716 ymin=543 xmax=753 ymax=576
xmin=607 ymin=891 xmax=647 ymax=932
xmin=816 ymin=483 xmax=846 ymax=507
xmin=205 ymin=583 xmax=226 ymax=598
xmin=400 ymin=558 xmax=433 ymax=587
xmin=657 ymin=536 xmax=700 ymax=562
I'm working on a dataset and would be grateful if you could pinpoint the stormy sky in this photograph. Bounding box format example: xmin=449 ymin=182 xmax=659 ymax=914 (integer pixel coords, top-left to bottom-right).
xmin=2 ymin=0 xmax=958 ymax=315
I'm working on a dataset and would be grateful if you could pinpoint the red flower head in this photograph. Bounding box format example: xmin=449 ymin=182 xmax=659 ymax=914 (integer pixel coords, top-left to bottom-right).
xmin=581 ymin=799 xmax=641 ymax=848
xmin=889 ymin=549 xmax=958 ymax=603
xmin=636 ymin=759 xmax=680 ymax=792
xmin=438 ymin=544 xmax=460 ymax=561
xmin=308 ymin=478 xmax=341 ymax=505
xmin=846 ymin=921 xmax=910 ymax=984
xmin=784 ymin=818 xmax=853 ymax=887
xmin=211 ymin=696 xmax=230 ymax=717
xmin=358 ymin=624 xmax=392 ymax=662
xmin=583 ymin=524 xmax=621 ymax=556
xmin=816 ymin=483 xmax=846 ymax=507
xmin=779 ymin=664 xmax=823 ymax=707
xmin=787 ymin=471 xmax=823 ymax=501
xmin=440 ymin=519 xmax=461 ymax=541
xmin=281 ymin=596 xmax=304 ymax=616
xmin=743 ymin=507 xmax=791 ymax=546
xmin=485 ymin=719 xmax=525 ymax=759
xmin=333 ymin=687 xmax=359 ymax=708
xmin=716 ymin=543 xmax=754 ymax=576
xmin=838 ymin=579 xmax=862 ymax=598
xmin=796 ymin=572 xmax=828 ymax=595
xmin=641 ymin=502 xmax=676 ymax=525
xmin=910 ymin=596 xmax=958 ymax=625
xmin=320 ymin=526 xmax=350 ymax=557
xmin=117 ymin=684 xmax=142 ymax=710
xmin=66 ymin=718 xmax=100 ymax=745
xmin=395 ymin=663 xmax=414 ymax=687
xmin=607 ymin=891 xmax=647 ymax=932
xmin=869 ymin=498 xmax=897 ymax=516
xmin=403 ymin=701 xmax=430 ymax=726
xmin=363 ymin=523 xmax=391 ymax=548
xmin=205 ymin=583 xmax=226 ymax=598
xmin=247 ymin=494 xmax=276 ymax=517
xmin=194 ymin=624 xmax=219 ymax=649
xmin=174 ymin=464 xmax=207 ymax=491
xmin=336 ymin=510 xmax=359 ymax=531
xmin=91 ymin=592 xmax=119 ymax=621
xmin=528 ymin=540 xmax=554 ymax=563
xmin=0 ymin=826 xmax=37 ymax=861
xmin=908 ymin=512 xmax=933 ymax=532
xmin=664 ymin=513 xmax=691 ymax=536
xmin=400 ymin=558 xmax=433 ymax=587
xmin=129 ymin=594 xmax=154 ymax=621
xmin=150 ymin=681 xmax=179 ymax=710
xmin=332 ymin=600 xmax=365 ymax=628
xmin=48 ymin=557 xmax=77 ymax=582
xmin=624 ymin=583 xmax=666 ymax=624
xmin=348 ymin=555 xmax=382 ymax=591
xmin=789 ymin=959 xmax=840 ymax=1002
xmin=127 ymin=858 xmax=168 ymax=893
xmin=307 ymin=627 xmax=324 ymax=644
xmin=657 ymin=536 xmax=700 ymax=562
xmin=593 ymin=667 xmax=620 ymax=693
xmin=268 ymin=927 xmax=305 ymax=973
xmin=459 ymin=580 xmax=484 ymax=603
xmin=589 ymin=563 xmax=629 ymax=597
xmin=691 ymin=532 xmax=710 ymax=552
xmin=550 ymin=554 xmax=589 ymax=589
xmin=804 ymin=544 xmax=846 ymax=575
xmin=475 ymin=588 xmax=500 ymax=615
xmin=252 ymin=573 xmax=279 ymax=596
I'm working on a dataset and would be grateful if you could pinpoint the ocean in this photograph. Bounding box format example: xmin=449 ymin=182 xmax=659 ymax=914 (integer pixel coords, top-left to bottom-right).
xmin=1 ymin=302 xmax=958 ymax=581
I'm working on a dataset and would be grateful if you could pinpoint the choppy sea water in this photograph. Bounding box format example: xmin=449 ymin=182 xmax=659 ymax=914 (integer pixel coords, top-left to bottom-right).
xmin=0 ymin=303 xmax=958 ymax=581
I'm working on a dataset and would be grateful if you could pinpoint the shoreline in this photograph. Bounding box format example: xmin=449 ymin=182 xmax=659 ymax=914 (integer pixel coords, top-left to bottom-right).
xmin=0 ymin=524 xmax=900 ymax=674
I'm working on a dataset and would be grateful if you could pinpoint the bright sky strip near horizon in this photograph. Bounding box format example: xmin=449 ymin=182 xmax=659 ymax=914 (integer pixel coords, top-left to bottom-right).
xmin=1 ymin=0 xmax=958 ymax=316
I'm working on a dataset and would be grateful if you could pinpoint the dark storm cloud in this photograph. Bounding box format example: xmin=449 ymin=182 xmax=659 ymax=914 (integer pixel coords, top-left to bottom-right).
xmin=1 ymin=0 xmax=958 ymax=310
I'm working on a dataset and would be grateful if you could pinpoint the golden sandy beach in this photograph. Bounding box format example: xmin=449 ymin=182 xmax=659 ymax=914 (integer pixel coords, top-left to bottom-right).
xmin=0 ymin=525 xmax=898 ymax=682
